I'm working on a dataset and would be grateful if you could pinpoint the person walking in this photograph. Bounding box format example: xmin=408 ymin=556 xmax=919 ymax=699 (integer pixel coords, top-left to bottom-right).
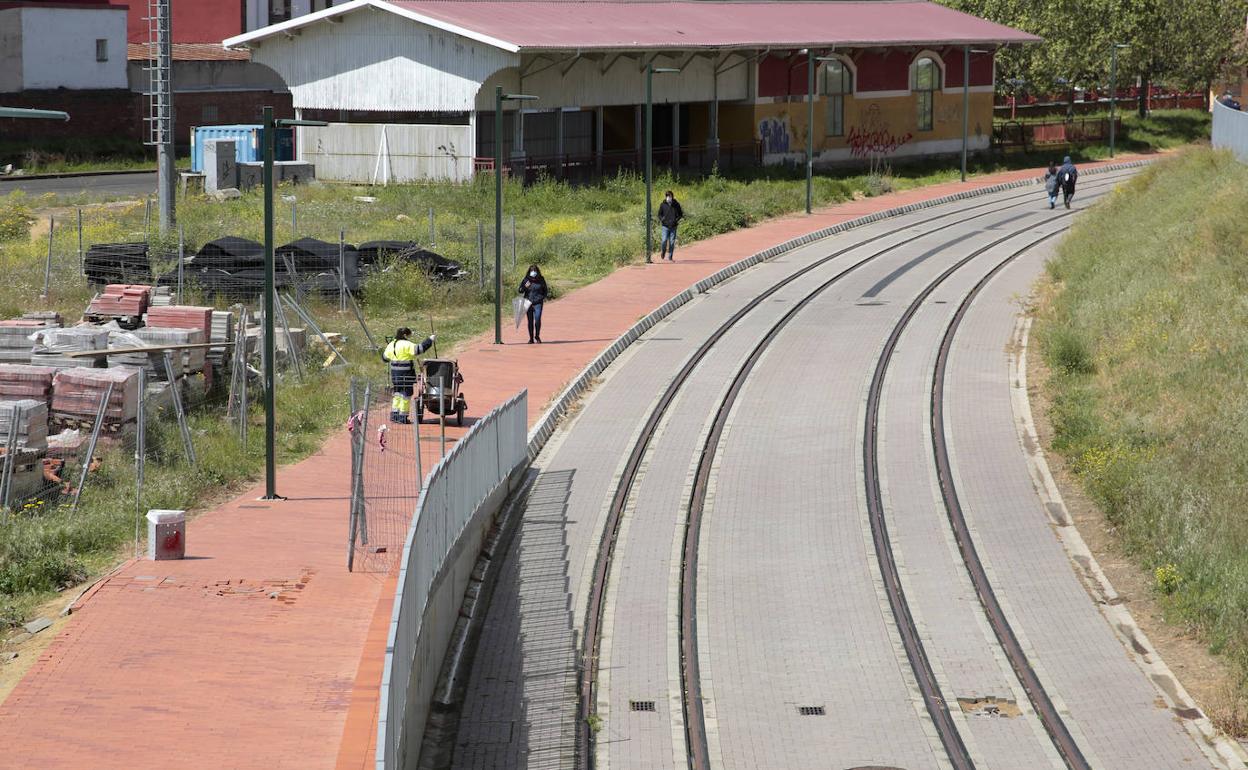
xmin=381 ymin=327 xmax=435 ymax=423
xmin=1044 ymin=161 xmax=1060 ymax=209
xmin=518 ymin=264 xmax=548 ymax=343
xmin=1058 ymin=155 xmax=1078 ymax=209
xmin=657 ymin=189 xmax=684 ymax=261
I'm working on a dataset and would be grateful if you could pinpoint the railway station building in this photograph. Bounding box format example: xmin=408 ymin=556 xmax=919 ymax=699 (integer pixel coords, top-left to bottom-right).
xmin=223 ymin=0 xmax=1037 ymax=183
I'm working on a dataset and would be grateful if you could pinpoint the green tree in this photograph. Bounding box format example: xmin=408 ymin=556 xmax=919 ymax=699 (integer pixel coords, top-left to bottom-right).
xmin=941 ymin=0 xmax=1248 ymax=115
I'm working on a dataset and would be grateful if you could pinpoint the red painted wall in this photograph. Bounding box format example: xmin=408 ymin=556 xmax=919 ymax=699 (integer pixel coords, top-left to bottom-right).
xmin=116 ymin=0 xmax=244 ymax=44
xmin=852 ymin=50 xmax=910 ymax=93
xmin=943 ymin=48 xmax=995 ymax=88
xmin=758 ymin=53 xmax=809 ymax=98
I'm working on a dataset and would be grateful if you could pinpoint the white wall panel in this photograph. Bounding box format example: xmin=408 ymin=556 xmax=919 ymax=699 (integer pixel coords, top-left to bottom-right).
xmin=249 ymin=8 xmax=517 ymax=111
xmin=300 ymin=122 xmax=476 ymax=182
xmin=18 ymin=7 xmax=127 ymax=90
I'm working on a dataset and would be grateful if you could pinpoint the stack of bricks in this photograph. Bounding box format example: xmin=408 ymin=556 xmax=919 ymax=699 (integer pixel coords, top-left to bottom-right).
xmin=209 ymin=310 xmax=234 ymax=371
xmin=52 ymin=367 xmax=140 ymax=425
xmin=0 ymin=399 xmax=49 ymax=450
xmin=31 ymin=326 xmax=110 ymax=369
xmin=0 ymin=399 xmax=50 ymax=503
xmin=109 ymin=327 xmax=204 ymax=379
xmin=0 ymin=364 xmax=56 ymax=408
xmin=0 ymin=318 xmax=60 ymax=364
xmin=146 ymin=305 xmax=214 ymax=382
xmin=86 ymin=284 xmax=152 ymax=320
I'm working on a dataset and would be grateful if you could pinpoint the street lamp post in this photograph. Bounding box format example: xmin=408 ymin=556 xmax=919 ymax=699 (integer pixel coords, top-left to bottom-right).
xmin=495 ymin=87 xmax=538 ymax=344
xmin=645 ymin=64 xmax=680 ymax=263
xmin=1109 ymin=43 xmax=1129 ymax=158
xmin=261 ymin=107 xmax=327 ymax=500
xmin=806 ymin=53 xmax=839 ymax=215
xmin=0 ymin=107 xmax=69 ymax=120
xmin=961 ymin=48 xmax=990 ymax=183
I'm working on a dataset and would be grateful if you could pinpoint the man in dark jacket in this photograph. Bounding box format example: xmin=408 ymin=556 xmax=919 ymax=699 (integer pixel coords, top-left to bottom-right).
xmin=1058 ymin=156 xmax=1078 ymax=209
xmin=657 ymin=190 xmax=684 ymax=261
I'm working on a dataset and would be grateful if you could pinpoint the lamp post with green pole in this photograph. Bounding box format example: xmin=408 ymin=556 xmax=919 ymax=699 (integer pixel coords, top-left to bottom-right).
xmin=261 ymin=106 xmax=327 ymax=500
xmin=645 ymin=64 xmax=681 ymax=263
xmin=806 ymin=52 xmax=839 ymax=215
xmin=1109 ymin=43 xmax=1129 ymax=158
xmin=961 ymin=47 xmax=990 ymax=183
xmin=495 ymin=87 xmax=538 ymax=344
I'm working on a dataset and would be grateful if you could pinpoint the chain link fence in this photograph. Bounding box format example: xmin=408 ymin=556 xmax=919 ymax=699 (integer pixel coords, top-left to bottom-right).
xmin=345 ymin=371 xmax=469 ymax=574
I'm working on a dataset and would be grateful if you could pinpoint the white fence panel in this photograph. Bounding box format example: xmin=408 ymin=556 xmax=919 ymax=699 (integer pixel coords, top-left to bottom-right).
xmin=300 ymin=123 xmax=475 ymax=184
xmin=378 ymin=389 xmax=528 ymax=770
xmin=1213 ymin=100 xmax=1248 ymax=162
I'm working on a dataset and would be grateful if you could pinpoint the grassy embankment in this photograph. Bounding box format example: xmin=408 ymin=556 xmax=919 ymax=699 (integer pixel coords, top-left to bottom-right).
xmin=0 ymin=108 xmax=1211 ymax=630
xmin=1036 ymin=147 xmax=1248 ymax=727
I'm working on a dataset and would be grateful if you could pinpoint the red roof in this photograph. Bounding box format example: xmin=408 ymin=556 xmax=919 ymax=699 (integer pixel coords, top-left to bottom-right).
xmin=389 ymin=0 xmax=1040 ymax=50
xmin=127 ymin=43 xmax=250 ymax=61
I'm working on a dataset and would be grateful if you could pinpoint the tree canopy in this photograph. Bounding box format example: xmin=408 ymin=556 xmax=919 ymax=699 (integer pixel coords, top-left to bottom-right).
xmin=939 ymin=0 xmax=1248 ymax=96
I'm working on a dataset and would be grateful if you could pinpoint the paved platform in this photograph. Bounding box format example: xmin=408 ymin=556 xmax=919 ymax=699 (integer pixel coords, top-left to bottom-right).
xmin=0 ymin=157 xmax=1154 ymax=769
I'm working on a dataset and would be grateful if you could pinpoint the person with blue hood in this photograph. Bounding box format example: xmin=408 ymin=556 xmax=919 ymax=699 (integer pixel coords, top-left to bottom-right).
xmin=1058 ymin=155 xmax=1078 ymax=209
xmin=1044 ymin=161 xmax=1061 ymax=209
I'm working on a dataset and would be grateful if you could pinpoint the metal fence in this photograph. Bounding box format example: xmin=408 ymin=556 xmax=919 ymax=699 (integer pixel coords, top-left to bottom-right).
xmin=374 ymin=388 xmax=528 ymax=770
xmin=1213 ymin=99 xmax=1248 ymax=162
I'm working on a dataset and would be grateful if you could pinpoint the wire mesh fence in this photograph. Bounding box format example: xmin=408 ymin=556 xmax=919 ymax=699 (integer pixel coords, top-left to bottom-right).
xmin=345 ymin=372 xmax=464 ymax=574
xmin=26 ymin=200 xmax=524 ymax=311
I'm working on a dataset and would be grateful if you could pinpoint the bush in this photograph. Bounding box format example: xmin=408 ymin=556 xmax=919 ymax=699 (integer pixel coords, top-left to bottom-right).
xmin=0 ymin=192 xmax=34 ymax=242
xmin=361 ymin=259 xmax=434 ymax=313
xmin=680 ymin=198 xmax=752 ymax=241
xmin=1044 ymin=326 xmax=1095 ymax=375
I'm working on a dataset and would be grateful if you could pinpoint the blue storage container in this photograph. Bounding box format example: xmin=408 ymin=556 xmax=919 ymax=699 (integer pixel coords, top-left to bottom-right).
xmin=190 ymin=125 xmax=294 ymax=172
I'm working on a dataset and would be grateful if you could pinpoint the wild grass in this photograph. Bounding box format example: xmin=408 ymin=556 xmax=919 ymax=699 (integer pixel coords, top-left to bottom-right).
xmin=1036 ymin=147 xmax=1248 ymax=716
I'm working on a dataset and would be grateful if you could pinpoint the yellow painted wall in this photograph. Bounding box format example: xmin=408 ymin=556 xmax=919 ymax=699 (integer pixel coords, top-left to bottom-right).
xmin=753 ymin=91 xmax=993 ymax=157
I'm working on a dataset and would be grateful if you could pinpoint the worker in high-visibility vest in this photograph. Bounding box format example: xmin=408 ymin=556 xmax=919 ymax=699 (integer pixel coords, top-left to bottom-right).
xmin=382 ymin=327 xmax=435 ymax=423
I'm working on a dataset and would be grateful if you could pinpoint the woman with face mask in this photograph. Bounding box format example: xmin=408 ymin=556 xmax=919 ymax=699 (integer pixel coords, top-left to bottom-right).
xmin=517 ymin=264 xmax=549 ymax=343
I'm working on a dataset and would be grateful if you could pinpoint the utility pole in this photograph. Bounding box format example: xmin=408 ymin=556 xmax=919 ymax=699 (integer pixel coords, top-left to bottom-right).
xmin=145 ymin=0 xmax=175 ymax=234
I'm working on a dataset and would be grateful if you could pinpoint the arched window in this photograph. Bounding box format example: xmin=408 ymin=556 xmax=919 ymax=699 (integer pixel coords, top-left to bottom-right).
xmin=823 ymin=58 xmax=853 ymax=137
xmin=912 ymin=56 xmax=941 ymax=131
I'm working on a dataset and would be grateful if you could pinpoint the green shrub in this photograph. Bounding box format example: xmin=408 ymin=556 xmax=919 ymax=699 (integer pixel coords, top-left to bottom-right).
xmin=1044 ymin=326 xmax=1095 ymax=375
xmin=0 ymin=192 xmax=34 ymax=242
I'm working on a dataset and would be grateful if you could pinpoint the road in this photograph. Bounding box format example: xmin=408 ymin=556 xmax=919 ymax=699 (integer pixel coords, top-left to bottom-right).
xmin=444 ymin=168 xmax=1241 ymax=770
xmin=0 ymin=171 xmax=156 ymax=198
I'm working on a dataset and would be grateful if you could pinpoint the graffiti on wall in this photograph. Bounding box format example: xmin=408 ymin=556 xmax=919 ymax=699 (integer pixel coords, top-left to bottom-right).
xmin=759 ymin=116 xmax=791 ymax=155
xmin=846 ymin=104 xmax=913 ymax=158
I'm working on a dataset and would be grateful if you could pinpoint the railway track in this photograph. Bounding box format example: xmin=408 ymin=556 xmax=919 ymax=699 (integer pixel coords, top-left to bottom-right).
xmin=577 ymin=172 xmax=1130 ymax=770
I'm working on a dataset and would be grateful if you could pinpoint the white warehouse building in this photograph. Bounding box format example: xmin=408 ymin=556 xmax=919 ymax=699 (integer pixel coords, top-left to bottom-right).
xmin=224 ymin=0 xmax=1035 ymax=183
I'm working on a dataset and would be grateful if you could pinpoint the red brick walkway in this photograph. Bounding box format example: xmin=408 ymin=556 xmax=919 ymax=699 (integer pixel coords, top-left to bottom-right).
xmin=0 ymin=157 xmax=1148 ymax=769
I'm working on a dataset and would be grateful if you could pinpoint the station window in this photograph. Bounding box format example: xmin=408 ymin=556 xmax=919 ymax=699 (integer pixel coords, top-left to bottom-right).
xmin=823 ymin=59 xmax=852 ymax=137
xmin=912 ymin=57 xmax=941 ymax=131
xmin=95 ymin=39 xmax=108 ymax=63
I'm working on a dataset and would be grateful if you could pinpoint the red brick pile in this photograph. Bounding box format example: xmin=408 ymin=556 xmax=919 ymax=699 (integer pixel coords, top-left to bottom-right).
xmin=0 ymin=364 xmax=56 ymax=406
xmin=87 ymin=284 xmax=153 ymax=319
xmin=52 ymin=367 xmax=140 ymax=423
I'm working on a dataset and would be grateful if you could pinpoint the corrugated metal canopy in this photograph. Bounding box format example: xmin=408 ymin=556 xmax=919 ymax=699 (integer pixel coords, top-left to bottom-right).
xmin=225 ymin=0 xmax=1039 ymax=53
xmin=394 ymin=0 xmax=1039 ymax=50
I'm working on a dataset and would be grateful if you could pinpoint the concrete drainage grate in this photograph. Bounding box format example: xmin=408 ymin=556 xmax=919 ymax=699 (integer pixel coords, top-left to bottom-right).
xmin=630 ymin=700 xmax=656 ymax=712
xmin=797 ymin=705 xmax=825 ymax=716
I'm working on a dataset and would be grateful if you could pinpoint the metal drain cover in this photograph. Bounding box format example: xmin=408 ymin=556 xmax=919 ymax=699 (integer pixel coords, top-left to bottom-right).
xmin=797 ymin=705 xmax=825 ymax=716
xmin=629 ymin=700 xmax=656 ymax=712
